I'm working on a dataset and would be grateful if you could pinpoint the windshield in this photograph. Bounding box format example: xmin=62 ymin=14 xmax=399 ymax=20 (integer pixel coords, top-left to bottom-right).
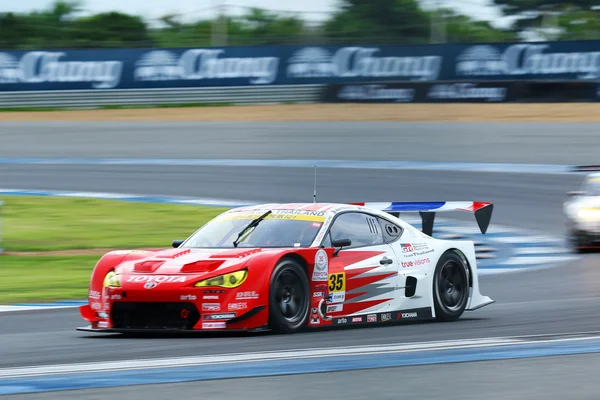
xmin=182 ymin=210 xmax=325 ymax=248
xmin=583 ymin=177 xmax=600 ymax=195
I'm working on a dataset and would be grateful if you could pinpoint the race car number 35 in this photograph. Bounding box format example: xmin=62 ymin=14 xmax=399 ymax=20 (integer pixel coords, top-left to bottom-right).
xmin=328 ymin=273 xmax=345 ymax=292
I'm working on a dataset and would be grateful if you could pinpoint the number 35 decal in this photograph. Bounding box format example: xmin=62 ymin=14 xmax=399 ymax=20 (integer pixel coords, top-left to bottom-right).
xmin=328 ymin=273 xmax=346 ymax=292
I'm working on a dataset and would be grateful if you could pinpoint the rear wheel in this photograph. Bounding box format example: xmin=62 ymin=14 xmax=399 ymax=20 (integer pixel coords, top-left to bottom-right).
xmin=433 ymin=251 xmax=469 ymax=322
xmin=268 ymin=258 xmax=309 ymax=334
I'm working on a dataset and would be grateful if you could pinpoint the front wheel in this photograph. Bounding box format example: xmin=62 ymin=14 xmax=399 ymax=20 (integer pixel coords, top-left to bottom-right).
xmin=268 ymin=258 xmax=310 ymax=334
xmin=433 ymin=251 xmax=469 ymax=322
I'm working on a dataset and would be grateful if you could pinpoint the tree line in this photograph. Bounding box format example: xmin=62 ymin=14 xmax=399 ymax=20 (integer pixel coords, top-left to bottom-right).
xmin=0 ymin=0 xmax=598 ymax=50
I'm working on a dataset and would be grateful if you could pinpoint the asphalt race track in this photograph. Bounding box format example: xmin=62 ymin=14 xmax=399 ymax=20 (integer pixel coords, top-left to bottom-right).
xmin=1 ymin=121 xmax=600 ymax=399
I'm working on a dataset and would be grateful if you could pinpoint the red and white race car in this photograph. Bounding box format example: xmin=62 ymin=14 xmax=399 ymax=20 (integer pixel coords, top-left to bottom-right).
xmin=78 ymin=201 xmax=494 ymax=334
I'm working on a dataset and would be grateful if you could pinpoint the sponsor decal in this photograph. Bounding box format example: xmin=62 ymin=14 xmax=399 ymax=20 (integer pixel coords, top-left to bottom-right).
xmin=91 ymin=302 xmax=102 ymax=310
xmin=203 ymin=313 xmax=236 ymax=320
xmin=110 ymin=294 xmax=121 ymax=300
xmin=89 ymin=290 xmax=101 ymax=300
xmin=286 ymin=47 xmax=441 ymax=81
xmin=398 ymin=312 xmax=418 ymax=319
xmin=338 ymin=84 xmax=415 ymax=102
xmin=203 ymin=295 xmax=219 ymax=300
xmin=312 ymin=249 xmax=329 ymax=282
xmin=202 ymin=322 xmax=226 ymax=329
xmin=98 ymin=321 xmax=109 ymax=328
xmin=180 ymin=294 xmax=198 ymax=301
xmin=236 ymin=291 xmax=259 ymax=300
xmin=202 ymin=303 xmax=221 ymax=312
xmin=428 ymin=83 xmax=506 ymax=102
xmin=0 ymin=51 xmax=123 ymax=88
xmin=335 ymin=317 xmax=348 ymax=324
xmin=327 ymin=292 xmax=345 ymax=303
xmin=127 ymin=275 xmax=186 ymax=283
xmin=310 ymin=307 xmax=320 ymax=324
xmin=401 ymin=258 xmax=430 ymax=268
xmin=227 ymin=302 xmax=248 ymax=311
xmin=352 ymin=316 xmax=363 ymax=323
xmin=97 ymin=312 xmax=109 ymax=319
xmin=326 ymin=304 xmax=343 ymax=313
xmin=203 ymin=290 xmax=226 ymax=294
xmin=401 ymin=243 xmax=414 ymax=253
xmin=134 ymin=49 xmax=279 ymax=85
xmin=381 ymin=313 xmax=392 ymax=322
xmin=456 ymin=44 xmax=600 ymax=80
xmin=313 ymin=292 xmax=324 ymax=297
xmin=367 ymin=314 xmax=377 ymax=323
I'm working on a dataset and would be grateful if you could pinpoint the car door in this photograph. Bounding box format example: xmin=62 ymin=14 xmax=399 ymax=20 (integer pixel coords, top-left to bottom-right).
xmin=321 ymin=211 xmax=400 ymax=320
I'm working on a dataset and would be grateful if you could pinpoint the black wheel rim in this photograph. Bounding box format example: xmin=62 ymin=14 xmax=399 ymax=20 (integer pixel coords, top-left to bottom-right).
xmin=274 ymin=269 xmax=307 ymax=324
xmin=437 ymin=261 xmax=466 ymax=312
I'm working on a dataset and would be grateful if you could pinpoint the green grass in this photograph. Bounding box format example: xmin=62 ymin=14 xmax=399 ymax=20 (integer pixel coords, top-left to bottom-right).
xmin=1 ymin=196 xmax=226 ymax=252
xmin=0 ymin=256 xmax=100 ymax=303
xmin=0 ymin=196 xmax=228 ymax=303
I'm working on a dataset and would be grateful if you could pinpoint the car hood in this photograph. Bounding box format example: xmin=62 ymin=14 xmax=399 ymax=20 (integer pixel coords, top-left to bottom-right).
xmin=115 ymin=247 xmax=269 ymax=278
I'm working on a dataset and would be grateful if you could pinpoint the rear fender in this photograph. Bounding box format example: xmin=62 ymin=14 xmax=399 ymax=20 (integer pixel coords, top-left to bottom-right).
xmin=447 ymin=242 xmax=494 ymax=311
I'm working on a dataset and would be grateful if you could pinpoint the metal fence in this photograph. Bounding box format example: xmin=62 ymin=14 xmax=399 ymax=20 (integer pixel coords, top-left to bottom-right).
xmin=0 ymin=85 xmax=324 ymax=109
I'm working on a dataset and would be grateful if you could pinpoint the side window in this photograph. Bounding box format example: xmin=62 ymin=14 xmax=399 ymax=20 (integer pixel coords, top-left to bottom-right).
xmin=378 ymin=217 xmax=403 ymax=244
xmin=329 ymin=212 xmax=384 ymax=248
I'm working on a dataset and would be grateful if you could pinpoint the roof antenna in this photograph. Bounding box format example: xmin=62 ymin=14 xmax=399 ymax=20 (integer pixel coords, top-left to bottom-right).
xmin=313 ymin=165 xmax=317 ymax=203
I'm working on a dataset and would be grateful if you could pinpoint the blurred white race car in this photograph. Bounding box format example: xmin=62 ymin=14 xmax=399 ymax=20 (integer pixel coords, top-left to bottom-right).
xmin=564 ymin=168 xmax=600 ymax=252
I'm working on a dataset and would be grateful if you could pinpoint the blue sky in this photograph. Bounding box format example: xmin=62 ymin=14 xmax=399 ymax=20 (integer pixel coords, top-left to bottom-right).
xmin=6 ymin=0 xmax=502 ymax=23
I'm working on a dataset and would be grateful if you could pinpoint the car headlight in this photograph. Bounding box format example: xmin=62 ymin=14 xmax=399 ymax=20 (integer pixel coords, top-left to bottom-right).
xmin=103 ymin=271 xmax=121 ymax=288
xmin=194 ymin=270 xmax=247 ymax=288
xmin=577 ymin=208 xmax=600 ymax=221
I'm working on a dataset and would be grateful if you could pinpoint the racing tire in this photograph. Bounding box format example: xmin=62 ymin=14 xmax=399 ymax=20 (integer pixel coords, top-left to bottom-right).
xmin=432 ymin=251 xmax=469 ymax=322
xmin=268 ymin=257 xmax=310 ymax=334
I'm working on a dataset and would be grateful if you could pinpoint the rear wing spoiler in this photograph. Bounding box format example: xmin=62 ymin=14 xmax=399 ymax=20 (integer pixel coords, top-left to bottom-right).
xmin=349 ymin=201 xmax=493 ymax=236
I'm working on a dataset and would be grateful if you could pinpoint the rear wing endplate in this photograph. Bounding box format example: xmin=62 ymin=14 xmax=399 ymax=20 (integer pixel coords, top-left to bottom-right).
xmin=349 ymin=201 xmax=493 ymax=236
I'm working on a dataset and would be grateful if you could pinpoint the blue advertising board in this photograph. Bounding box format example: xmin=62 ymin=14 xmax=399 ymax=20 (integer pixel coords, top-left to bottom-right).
xmin=1 ymin=40 xmax=600 ymax=91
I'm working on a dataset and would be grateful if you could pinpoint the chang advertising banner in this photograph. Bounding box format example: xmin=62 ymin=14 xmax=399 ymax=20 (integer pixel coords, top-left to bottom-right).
xmin=2 ymin=40 xmax=600 ymax=91
xmin=0 ymin=44 xmax=447 ymax=91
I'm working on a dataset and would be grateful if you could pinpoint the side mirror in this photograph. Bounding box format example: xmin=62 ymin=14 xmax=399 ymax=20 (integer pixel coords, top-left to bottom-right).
xmin=172 ymin=240 xmax=184 ymax=248
xmin=332 ymin=238 xmax=351 ymax=256
xmin=568 ymin=191 xmax=585 ymax=197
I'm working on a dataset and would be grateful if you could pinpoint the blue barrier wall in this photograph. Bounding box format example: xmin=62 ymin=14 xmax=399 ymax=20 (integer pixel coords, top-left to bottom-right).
xmin=1 ymin=40 xmax=600 ymax=91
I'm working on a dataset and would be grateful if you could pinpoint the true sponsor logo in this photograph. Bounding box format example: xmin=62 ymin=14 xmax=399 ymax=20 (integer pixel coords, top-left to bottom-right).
xmin=127 ymin=275 xmax=186 ymax=283
xmin=367 ymin=314 xmax=377 ymax=323
xmin=203 ymin=313 xmax=236 ymax=320
xmin=134 ymin=49 xmax=279 ymax=84
xmin=338 ymin=84 xmax=415 ymax=103
xmin=180 ymin=295 xmax=197 ymax=301
xmin=236 ymin=291 xmax=259 ymax=300
xmin=286 ymin=46 xmax=442 ymax=81
xmin=456 ymin=44 xmax=600 ymax=80
xmin=381 ymin=313 xmax=392 ymax=322
xmin=402 ymin=258 xmax=430 ymax=268
xmin=202 ymin=322 xmax=226 ymax=329
xmin=352 ymin=316 xmax=363 ymax=323
xmin=227 ymin=302 xmax=248 ymax=311
xmin=0 ymin=51 xmax=122 ymax=88
xmin=202 ymin=303 xmax=220 ymax=312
